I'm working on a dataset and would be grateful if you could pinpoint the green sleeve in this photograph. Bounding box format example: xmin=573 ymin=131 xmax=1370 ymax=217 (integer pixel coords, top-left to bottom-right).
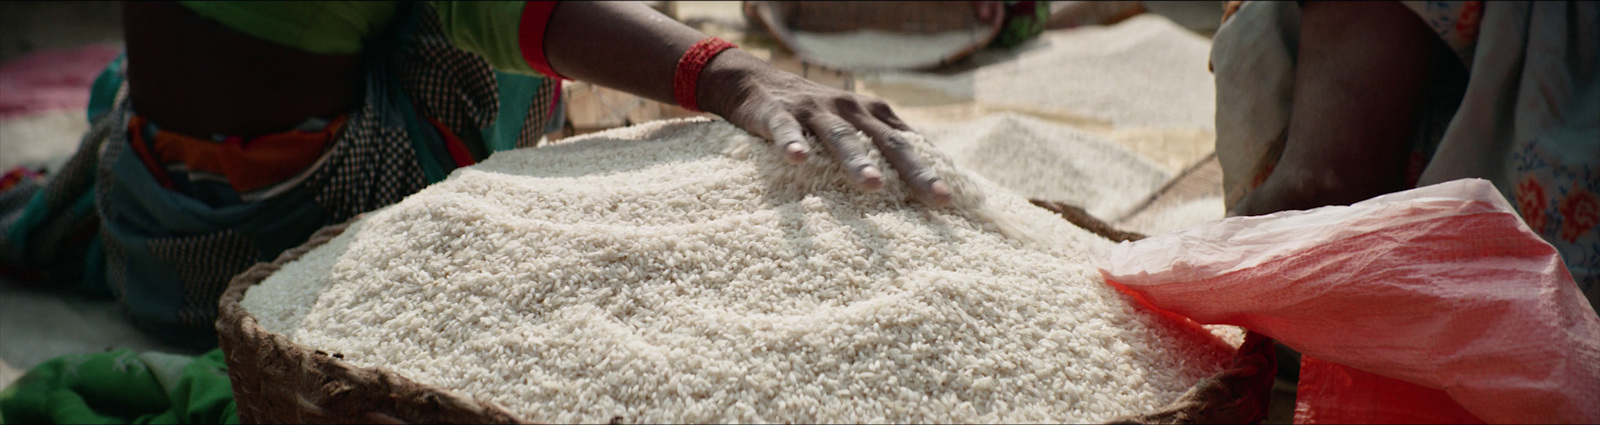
xmin=176 ymin=1 xmax=398 ymax=55
xmin=429 ymin=1 xmax=543 ymax=76
xmin=176 ymin=1 xmax=542 ymax=75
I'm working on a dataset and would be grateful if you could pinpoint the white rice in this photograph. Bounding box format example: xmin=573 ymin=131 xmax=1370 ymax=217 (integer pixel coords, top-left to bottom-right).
xmin=973 ymin=15 xmax=1217 ymax=131
xmin=242 ymin=118 xmax=1234 ymax=423
xmin=0 ymin=110 xmax=87 ymax=173
xmin=858 ymin=15 xmax=1217 ymax=132
xmin=1132 ymin=196 xmax=1226 ymax=235
xmin=918 ymin=113 xmax=1172 ymax=221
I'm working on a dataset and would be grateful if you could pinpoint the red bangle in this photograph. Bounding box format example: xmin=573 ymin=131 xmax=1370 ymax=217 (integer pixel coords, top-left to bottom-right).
xmin=673 ymin=37 xmax=738 ymax=112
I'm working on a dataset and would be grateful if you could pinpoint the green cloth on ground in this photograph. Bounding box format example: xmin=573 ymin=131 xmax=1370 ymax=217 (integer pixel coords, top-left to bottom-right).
xmin=992 ymin=1 xmax=1051 ymax=48
xmin=0 ymin=349 xmax=237 ymax=424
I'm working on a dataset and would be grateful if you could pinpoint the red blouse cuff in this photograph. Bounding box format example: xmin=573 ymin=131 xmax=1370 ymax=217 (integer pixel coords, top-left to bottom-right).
xmin=519 ymin=1 xmax=567 ymax=80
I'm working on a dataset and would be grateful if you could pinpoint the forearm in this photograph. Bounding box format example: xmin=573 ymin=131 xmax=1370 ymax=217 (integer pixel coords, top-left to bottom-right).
xmin=1228 ymin=1 xmax=1439 ymax=217
xmin=541 ymin=1 xmax=757 ymax=113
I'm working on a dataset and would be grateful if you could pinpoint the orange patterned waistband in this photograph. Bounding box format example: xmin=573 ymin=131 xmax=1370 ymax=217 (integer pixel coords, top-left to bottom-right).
xmin=126 ymin=114 xmax=347 ymax=198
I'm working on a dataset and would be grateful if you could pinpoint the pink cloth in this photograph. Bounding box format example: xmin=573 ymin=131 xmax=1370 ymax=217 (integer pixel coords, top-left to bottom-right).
xmin=1097 ymin=179 xmax=1600 ymax=424
xmin=0 ymin=44 xmax=121 ymax=120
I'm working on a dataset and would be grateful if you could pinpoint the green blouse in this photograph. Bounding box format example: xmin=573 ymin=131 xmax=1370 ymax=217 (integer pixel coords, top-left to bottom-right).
xmin=175 ymin=1 xmax=538 ymax=76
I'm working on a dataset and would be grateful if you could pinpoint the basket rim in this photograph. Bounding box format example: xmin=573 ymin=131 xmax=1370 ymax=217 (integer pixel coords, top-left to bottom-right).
xmin=217 ymin=218 xmax=529 ymax=424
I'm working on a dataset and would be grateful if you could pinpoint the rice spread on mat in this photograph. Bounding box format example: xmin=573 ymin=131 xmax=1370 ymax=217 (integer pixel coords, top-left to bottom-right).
xmin=241 ymin=118 xmax=1235 ymax=423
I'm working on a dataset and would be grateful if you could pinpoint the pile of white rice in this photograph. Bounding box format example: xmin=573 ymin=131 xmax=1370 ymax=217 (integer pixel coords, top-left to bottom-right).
xmin=860 ymin=14 xmax=1217 ymax=132
xmin=918 ymin=113 xmax=1172 ymax=220
xmin=241 ymin=119 xmax=1234 ymax=423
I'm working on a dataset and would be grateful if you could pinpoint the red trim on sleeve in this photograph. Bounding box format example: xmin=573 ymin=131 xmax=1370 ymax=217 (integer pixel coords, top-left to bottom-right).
xmin=519 ymin=1 xmax=567 ymax=80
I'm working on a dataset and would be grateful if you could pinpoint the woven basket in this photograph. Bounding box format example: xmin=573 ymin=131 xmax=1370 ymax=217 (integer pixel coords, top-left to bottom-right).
xmin=217 ymin=221 xmax=527 ymax=424
xmin=217 ymin=201 xmax=1273 ymax=424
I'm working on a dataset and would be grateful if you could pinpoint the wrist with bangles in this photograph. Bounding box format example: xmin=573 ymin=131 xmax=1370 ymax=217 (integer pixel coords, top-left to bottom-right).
xmin=673 ymin=36 xmax=740 ymax=112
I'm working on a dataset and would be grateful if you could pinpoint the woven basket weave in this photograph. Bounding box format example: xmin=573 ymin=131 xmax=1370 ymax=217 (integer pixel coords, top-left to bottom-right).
xmin=217 ymin=201 xmax=1272 ymax=424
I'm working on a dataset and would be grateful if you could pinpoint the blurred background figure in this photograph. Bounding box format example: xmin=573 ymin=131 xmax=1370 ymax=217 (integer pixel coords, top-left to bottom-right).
xmin=1210 ymin=0 xmax=1599 ymax=395
xmin=743 ymin=1 xmax=1175 ymax=71
xmin=1212 ymin=1 xmax=1597 ymax=306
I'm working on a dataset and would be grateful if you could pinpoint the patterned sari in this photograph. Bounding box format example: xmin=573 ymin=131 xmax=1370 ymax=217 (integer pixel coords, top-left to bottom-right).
xmin=0 ymin=3 xmax=564 ymax=348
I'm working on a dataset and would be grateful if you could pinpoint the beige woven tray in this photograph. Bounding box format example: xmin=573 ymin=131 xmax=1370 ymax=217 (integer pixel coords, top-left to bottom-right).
xmin=742 ymin=1 xmax=1003 ymax=70
xmin=217 ymin=200 xmax=1274 ymax=424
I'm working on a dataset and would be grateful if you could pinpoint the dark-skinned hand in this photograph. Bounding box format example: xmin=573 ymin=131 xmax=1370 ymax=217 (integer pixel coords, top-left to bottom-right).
xmin=545 ymin=2 xmax=955 ymax=208
xmin=697 ymin=51 xmax=955 ymax=207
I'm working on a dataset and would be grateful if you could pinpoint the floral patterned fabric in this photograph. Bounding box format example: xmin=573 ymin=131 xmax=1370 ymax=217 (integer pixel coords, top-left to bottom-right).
xmin=1400 ymin=1 xmax=1484 ymax=66
xmin=1212 ymin=1 xmax=1599 ymax=310
xmin=1510 ymin=121 xmax=1599 ymax=299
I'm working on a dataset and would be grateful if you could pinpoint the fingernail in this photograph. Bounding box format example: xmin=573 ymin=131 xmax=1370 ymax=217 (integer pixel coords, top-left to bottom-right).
xmin=928 ymin=181 xmax=954 ymax=206
xmin=784 ymin=142 xmax=809 ymax=163
xmin=859 ymin=166 xmax=884 ymax=191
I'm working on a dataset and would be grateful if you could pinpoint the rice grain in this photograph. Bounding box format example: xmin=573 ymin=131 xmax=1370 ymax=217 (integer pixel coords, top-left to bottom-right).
xmin=242 ymin=118 xmax=1234 ymax=424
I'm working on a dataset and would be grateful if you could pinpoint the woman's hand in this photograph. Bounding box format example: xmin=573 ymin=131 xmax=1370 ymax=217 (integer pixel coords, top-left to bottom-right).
xmin=697 ymin=51 xmax=954 ymax=207
xmin=543 ymin=2 xmax=952 ymax=206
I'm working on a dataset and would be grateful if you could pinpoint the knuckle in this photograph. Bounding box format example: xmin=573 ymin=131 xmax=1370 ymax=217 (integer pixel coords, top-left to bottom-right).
xmin=767 ymin=114 xmax=799 ymax=130
xmin=866 ymin=99 xmax=895 ymax=115
xmin=799 ymin=97 xmax=830 ymax=111
xmin=792 ymin=108 xmax=819 ymax=122
xmin=878 ymin=135 xmax=910 ymax=151
xmin=831 ymin=97 xmax=864 ymax=114
xmin=825 ymin=125 xmax=859 ymax=142
xmin=846 ymin=154 xmax=876 ymax=168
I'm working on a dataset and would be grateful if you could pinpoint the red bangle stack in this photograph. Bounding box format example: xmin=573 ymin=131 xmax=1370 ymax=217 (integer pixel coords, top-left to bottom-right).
xmin=673 ymin=37 xmax=739 ymax=112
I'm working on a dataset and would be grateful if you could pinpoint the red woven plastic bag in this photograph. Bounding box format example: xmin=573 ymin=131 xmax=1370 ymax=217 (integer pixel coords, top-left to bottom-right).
xmin=1095 ymin=179 xmax=1600 ymax=424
